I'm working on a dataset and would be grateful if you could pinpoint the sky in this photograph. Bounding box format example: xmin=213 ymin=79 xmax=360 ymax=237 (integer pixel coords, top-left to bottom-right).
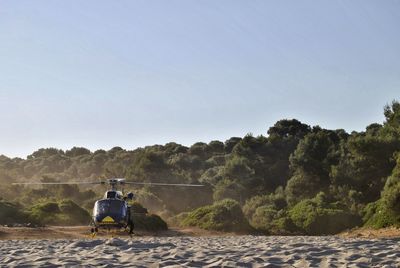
xmin=0 ymin=0 xmax=399 ymax=158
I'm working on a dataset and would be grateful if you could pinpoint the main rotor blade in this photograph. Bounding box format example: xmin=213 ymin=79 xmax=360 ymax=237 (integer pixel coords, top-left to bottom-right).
xmin=124 ymin=182 xmax=204 ymax=187
xmin=11 ymin=180 xmax=203 ymax=187
xmin=11 ymin=181 xmax=103 ymax=185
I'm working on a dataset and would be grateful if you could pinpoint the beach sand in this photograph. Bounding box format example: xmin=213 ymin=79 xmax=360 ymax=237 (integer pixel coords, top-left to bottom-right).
xmin=1 ymin=232 xmax=400 ymax=267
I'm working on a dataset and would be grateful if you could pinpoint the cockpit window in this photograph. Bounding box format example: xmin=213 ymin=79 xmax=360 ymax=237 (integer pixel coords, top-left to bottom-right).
xmin=94 ymin=199 xmax=127 ymax=217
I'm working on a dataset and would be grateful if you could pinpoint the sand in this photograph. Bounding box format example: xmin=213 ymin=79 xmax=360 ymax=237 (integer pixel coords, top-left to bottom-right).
xmin=1 ymin=235 xmax=400 ymax=267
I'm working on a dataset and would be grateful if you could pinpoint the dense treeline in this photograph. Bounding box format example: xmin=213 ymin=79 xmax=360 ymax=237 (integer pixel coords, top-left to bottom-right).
xmin=1 ymin=100 xmax=400 ymax=234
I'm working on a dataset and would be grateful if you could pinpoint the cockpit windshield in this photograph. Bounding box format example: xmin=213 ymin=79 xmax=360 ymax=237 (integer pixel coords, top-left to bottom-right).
xmin=94 ymin=199 xmax=127 ymax=217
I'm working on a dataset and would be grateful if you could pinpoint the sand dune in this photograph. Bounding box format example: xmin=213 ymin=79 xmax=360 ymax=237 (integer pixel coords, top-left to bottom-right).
xmin=1 ymin=235 xmax=400 ymax=267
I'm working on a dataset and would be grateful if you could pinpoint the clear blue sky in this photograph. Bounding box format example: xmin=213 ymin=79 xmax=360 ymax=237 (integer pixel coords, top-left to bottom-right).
xmin=0 ymin=1 xmax=399 ymax=158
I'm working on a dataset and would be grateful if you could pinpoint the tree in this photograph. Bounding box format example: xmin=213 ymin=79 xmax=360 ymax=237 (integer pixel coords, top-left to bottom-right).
xmin=224 ymin=137 xmax=242 ymax=153
xmin=384 ymin=100 xmax=400 ymax=130
xmin=28 ymin=148 xmax=64 ymax=159
xmin=267 ymin=119 xmax=311 ymax=139
xmin=286 ymin=129 xmax=342 ymax=204
xmin=65 ymin=147 xmax=91 ymax=157
xmin=208 ymin=140 xmax=224 ymax=154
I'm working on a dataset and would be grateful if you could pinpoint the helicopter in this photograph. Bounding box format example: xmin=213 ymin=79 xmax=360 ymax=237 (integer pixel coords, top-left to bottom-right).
xmin=12 ymin=178 xmax=203 ymax=235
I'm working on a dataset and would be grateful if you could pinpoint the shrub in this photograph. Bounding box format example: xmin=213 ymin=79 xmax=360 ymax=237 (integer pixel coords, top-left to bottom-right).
xmin=28 ymin=201 xmax=61 ymax=224
xmin=181 ymin=199 xmax=252 ymax=232
xmin=362 ymin=162 xmax=400 ymax=228
xmin=251 ymin=205 xmax=277 ymax=232
xmin=251 ymin=206 xmax=299 ymax=235
xmin=0 ymin=201 xmax=29 ymax=225
xmin=28 ymin=200 xmax=90 ymax=225
xmin=36 ymin=202 xmax=60 ymax=213
xmin=132 ymin=214 xmax=168 ymax=231
xmin=289 ymin=193 xmax=361 ymax=235
xmin=58 ymin=199 xmax=91 ymax=225
xmin=243 ymin=190 xmax=288 ymax=220
xmin=272 ymin=216 xmax=299 ymax=234
xmin=362 ymin=201 xmax=400 ymax=228
xmin=381 ymin=175 xmax=400 ymax=212
xmin=130 ymin=202 xmax=148 ymax=214
xmin=242 ymin=189 xmax=294 ymax=234
xmin=129 ymin=202 xmax=168 ymax=231
xmin=243 ymin=195 xmax=271 ymax=219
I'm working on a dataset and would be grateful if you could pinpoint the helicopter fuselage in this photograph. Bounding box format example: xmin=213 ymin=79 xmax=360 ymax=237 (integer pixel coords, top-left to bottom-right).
xmin=92 ymin=190 xmax=132 ymax=230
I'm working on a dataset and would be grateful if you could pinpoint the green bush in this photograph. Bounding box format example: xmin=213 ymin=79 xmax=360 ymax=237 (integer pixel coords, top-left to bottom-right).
xmin=242 ymin=189 xmax=295 ymax=234
xmin=28 ymin=201 xmax=61 ymax=224
xmin=251 ymin=205 xmax=277 ymax=231
xmin=36 ymin=202 xmax=60 ymax=213
xmin=0 ymin=201 xmax=29 ymax=225
xmin=128 ymin=202 xmax=168 ymax=231
xmin=249 ymin=204 xmax=299 ymax=235
xmin=289 ymin=194 xmax=361 ymax=235
xmin=132 ymin=213 xmax=168 ymax=231
xmin=243 ymin=189 xmax=287 ymax=220
xmin=272 ymin=216 xmax=299 ymax=234
xmin=243 ymin=195 xmax=271 ymax=219
xmin=28 ymin=200 xmax=90 ymax=225
xmin=130 ymin=202 xmax=148 ymax=214
xmin=362 ymin=201 xmax=400 ymax=228
xmin=362 ymin=160 xmax=400 ymax=228
xmin=181 ymin=199 xmax=252 ymax=232
xmin=381 ymin=174 xmax=400 ymax=212
xmin=58 ymin=199 xmax=91 ymax=225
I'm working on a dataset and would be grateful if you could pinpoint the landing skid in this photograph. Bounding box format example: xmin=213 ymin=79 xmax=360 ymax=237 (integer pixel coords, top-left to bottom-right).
xmin=89 ymin=225 xmax=134 ymax=237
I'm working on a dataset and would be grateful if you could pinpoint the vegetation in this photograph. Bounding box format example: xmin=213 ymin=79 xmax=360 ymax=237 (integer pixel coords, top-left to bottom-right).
xmin=28 ymin=200 xmax=91 ymax=225
xmin=129 ymin=202 xmax=168 ymax=231
xmin=1 ymin=100 xmax=400 ymax=234
xmin=0 ymin=201 xmax=29 ymax=225
xmin=180 ymin=199 xmax=252 ymax=233
xmin=362 ymin=153 xmax=400 ymax=228
xmin=288 ymin=193 xmax=361 ymax=235
xmin=0 ymin=199 xmax=90 ymax=226
xmin=132 ymin=213 xmax=168 ymax=231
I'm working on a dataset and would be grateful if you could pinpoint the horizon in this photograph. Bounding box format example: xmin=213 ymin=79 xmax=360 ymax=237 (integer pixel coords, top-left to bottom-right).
xmin=1 ymin=1 xmax=399 ymax=158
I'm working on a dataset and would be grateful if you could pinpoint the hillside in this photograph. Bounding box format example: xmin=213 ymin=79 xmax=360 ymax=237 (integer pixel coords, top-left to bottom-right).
xmin=1 ymin=100 xmax=400 ymax=234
